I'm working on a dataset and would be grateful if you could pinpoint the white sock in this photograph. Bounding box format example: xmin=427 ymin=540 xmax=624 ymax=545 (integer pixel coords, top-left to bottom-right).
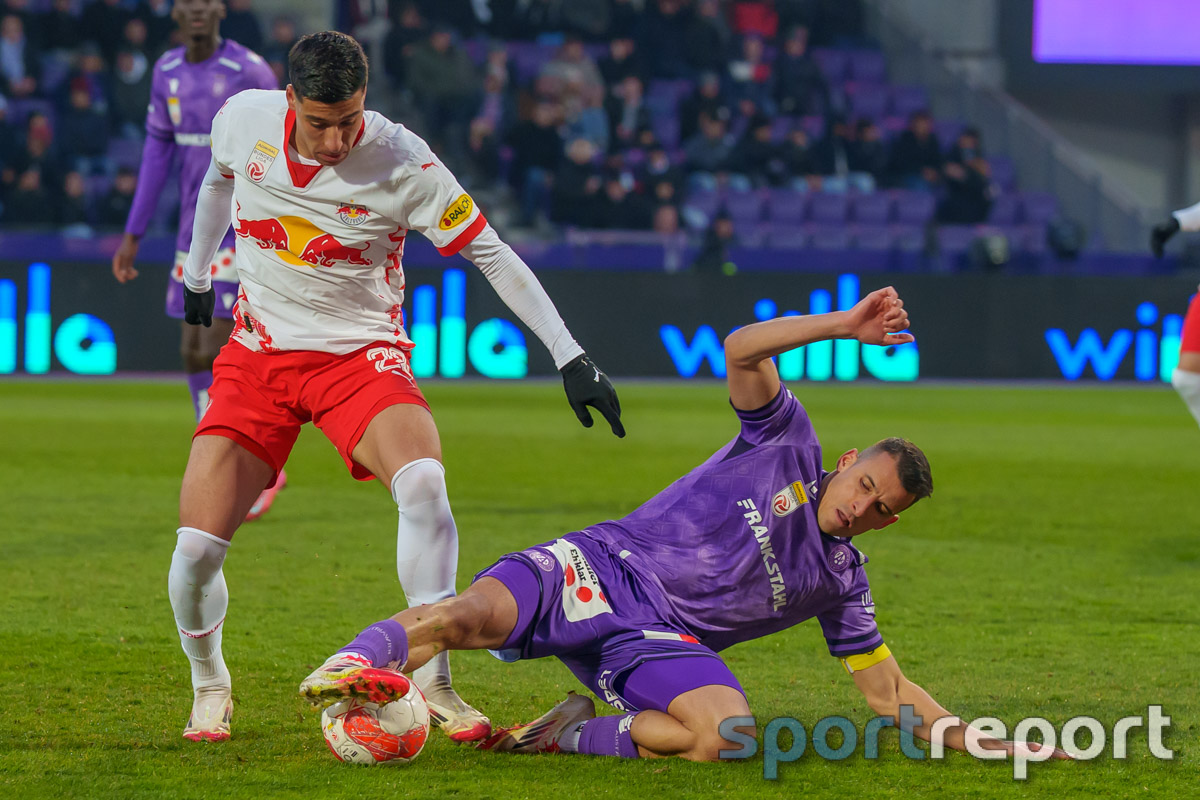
xmin=1172 ymin=368 xmax=1200 ymax=428
xmin=168 ymin=527 xmax=232 ymax=692
xmin=558 ymin=720 xmax=588 ymax=753
xmin=392 ymin=459 xmax=459 ymax=687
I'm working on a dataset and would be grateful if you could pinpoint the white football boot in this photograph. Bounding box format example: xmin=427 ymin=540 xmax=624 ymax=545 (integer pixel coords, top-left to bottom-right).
xmin=477 ymin=692 xmax=596 ymax=754
xmin=182 ymin=685 xmax=233 ymax=742
xmin=413 ymin=653 xmax=492 ymax=743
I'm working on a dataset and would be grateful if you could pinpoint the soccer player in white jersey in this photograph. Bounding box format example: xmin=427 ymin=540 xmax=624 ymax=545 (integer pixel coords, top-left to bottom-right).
xmin=1150 ymin=202 xmax=1200 ymax=429
xmin=170 ymin=31 xmax=623 ymax=743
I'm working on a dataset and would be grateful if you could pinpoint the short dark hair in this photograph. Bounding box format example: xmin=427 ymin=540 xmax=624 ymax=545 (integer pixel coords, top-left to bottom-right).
xmin=289 ymin=31 xmax=368 ymax=104
xmin=860 ymin=437 xmax=933 ymax=502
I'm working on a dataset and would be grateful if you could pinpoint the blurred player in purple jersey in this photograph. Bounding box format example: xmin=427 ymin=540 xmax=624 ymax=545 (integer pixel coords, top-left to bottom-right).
xmin=111 ymin=0 xmax=282 ymax=528
xmin=301 ymin=286 xmax=1070 ymax=764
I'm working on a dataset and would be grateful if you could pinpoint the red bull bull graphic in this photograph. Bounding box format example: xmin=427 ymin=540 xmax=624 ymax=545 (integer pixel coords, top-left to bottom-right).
xmin=233 ymin=208 xmax=376 ymax=269
xmin=234 ymin=203 xmax=289 ymax=251
xmin=298 ymin=234 xmax=372 ymax=267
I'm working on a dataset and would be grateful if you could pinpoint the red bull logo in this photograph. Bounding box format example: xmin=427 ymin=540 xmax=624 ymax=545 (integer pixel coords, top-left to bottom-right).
xmin=233 ymin=204 xmax=375 ymax=269
xmin=337 ymin=204 xmax=370 ymax=226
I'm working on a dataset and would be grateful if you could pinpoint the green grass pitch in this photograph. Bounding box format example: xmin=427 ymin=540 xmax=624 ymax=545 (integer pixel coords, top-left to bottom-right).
xmin=0 ymin=379 xmax=1195 ymax=798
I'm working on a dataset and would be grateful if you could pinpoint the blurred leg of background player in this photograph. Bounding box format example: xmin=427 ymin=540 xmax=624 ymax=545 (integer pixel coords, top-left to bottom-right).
xmin=1172 ymin=290 xmax=1200 ymax=430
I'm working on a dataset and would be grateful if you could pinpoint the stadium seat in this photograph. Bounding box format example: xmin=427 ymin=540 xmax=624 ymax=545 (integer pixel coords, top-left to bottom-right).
xmin=766 ymin=190 xmax=808 ymax=224
xmin=651 ymin=116 xmax=680 ymax=148
xmin=810 ymin=48 xmax=849 ymax=83
xmin=726 ymin=189 xmax=765 ymax=224
xmin=1020 ymin=192 xmax=1058 ymax=224
xmin=851 ymin=193 xmax=893 ymax=224
xmin=934 ymin=119 xmax=966 ymax=150
xmin=846 ymin=83 xmax=889 ymax=121
xmin=988 ymin=156 xmax=1017 ymax=191
xmin=808 ymin=193 xmax=850 ymax=224
xmin=892 ymin=191 xmax=937 ymax=224
xmin=682 ymin=189 xmax=721 ymax=222
xmin=889 ymin=85 xmax=930 ymax=119
xmin=936 ymin=225 xmax=976 ymax=256
xmin=767 ymin=226 xmax=810 ymax=249
xmin=854 ymin=225 xmax=894 ymax=251
xmin=987 ymin=193 xmax=1021 ymax=225
xmin=848 ymin=50 xmax=888 ymax=83
xmin=807 ymin=223 xmax=853 ymax=250
xmin=892 ymin=224 xmax=927 ymax=253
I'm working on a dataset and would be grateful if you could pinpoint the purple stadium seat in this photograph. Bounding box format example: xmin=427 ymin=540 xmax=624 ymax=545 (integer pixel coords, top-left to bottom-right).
xmin=934 ymin=119 xmax=966 ymax=150
xmin=854 ymin=225 xmax=894 ymax=251
xmin=683 ymin=189 xmax=721 ymax=221
xmin=461 ymin=40 xmax=487 ymax=65
xmin=808 ymin=192 xmax=850 ymax=224
xmin=987 ymin=193 xmax=1020 ymax=225
xmin=1019 ymin=224 xmax=1048 ymax=254
xmin=848 ymin=50 xmax=887 ymax=83
xmin=726 ymin=189 xmax=765 ymax=224
xmin=846 ymin=83 xmax=889 ymax=121
xmin=6 ymin=97 xmax=54 ymax=127
xmin=889 ymin=85 xmax=929 ymax=119
xmin=648 ymin=79 xmax=693 ymax=107
xmin=766 ymin=190 xmax=808 ymax=224
xmin=988 ymin=156 xmax=1017 ymax=191
xmin=651 ymin=116 xmax=680 ymax=148
xmin=768 ymin=226 xmax=810 ymax=249
xmin=807 ymin=223 xmax=853 ymax=250
xmin=1020 ymin=192 xmax=1058 ymax=224
xmin=892 ymin=190 xmax=936 ymax=224
xmin=936 ymin=225 xmax=976 ymax=256
xmin=810 ymin=48 xmax=849 ymax=83
xmin=892 ymin=224 xmax=926 ymax=252
xmin=851 ymin=193 xmax=893 ymax=224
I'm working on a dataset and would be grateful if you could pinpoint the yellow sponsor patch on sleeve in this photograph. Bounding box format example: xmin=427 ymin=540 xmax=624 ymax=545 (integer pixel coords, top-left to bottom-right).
xmin=439 ymin=193 xmax=474 ymax=231
xmin=254 ymin=140 xmax=280 ymax=158
xmin=840 ymin=644 xmax=891 ymax=675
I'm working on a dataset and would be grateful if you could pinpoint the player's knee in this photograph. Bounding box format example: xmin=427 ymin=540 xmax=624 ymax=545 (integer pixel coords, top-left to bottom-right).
xmin=391 ymin=459 xmax=447 ymax=508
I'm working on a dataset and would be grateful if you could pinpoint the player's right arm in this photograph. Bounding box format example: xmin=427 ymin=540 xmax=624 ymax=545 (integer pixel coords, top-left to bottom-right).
xmin=114 ymin=61 xmax=178 ymax=284
xmin=849 ymin=654 xmax=1072 ymax=760
xmin=180 ymin=102 xmax=237 ymax=326
xmin=1151 ymin=200 xmax=1200 ymax=258
xmin=723 ymin=286 xmax=913 ymax=411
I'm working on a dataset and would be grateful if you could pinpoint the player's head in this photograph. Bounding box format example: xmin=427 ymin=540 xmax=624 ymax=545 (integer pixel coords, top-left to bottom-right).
xmin=816 ymin=437 xmax=932 ymax=537
xmin=171 ymin=0 xmax=225 ymax=43
xmin=286 ymin=31 xmax=368 ymax=167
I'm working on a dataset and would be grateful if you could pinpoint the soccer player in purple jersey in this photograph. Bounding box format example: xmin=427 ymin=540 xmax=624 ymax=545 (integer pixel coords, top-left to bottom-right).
xmin=301 ymin=286 xmax=1071 ymax=764
xmin=111 ymin=0 xmax=282 ymax=524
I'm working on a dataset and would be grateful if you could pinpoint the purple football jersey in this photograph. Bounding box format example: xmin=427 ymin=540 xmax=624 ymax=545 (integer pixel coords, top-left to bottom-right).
xmin=125 ymin=39 xmax=276 ymax=252
xmin=573 ymin=385 xmax=883 ymax=657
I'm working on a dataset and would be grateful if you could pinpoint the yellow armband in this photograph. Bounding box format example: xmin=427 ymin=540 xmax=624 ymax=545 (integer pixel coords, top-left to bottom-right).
xmin=839 ymin=644 xmax=891 ymax=675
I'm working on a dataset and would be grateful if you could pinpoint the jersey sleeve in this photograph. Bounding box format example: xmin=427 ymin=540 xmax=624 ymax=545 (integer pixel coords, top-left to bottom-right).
xmin=733 ymin=383 xmax=816 ymax=447
xmin=395 ymin=151 xmax=487 ymax=256
xmin=144 ymin=64 xmax=173 ymax=141
xmin=208 ymin=98 xmax=237 ymax=177
xmin=816 ymin=583 xmax=884 ymax=659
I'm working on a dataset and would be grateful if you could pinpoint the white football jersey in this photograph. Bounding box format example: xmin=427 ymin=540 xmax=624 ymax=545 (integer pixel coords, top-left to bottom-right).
xmin=210 ymin=89 xmax=486 ymax=354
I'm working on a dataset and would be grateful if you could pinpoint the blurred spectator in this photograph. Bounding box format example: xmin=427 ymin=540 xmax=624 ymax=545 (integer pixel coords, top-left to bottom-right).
xmin=938 ymin=127 xmax=994 ymax=224
xmin=4 ymin=166 xmax=55 ymax=226
xmin=81 ymin=0 xmax=131 ymax=62
xmin=683 ymin=111 xmax=736 ymax=189
xmin=774 ymin=25 xmax=828 ymax=117
xmin=730 ymin=0 xmax=779 ymax=38
xmin=7 ymin=111 xmax=61 ymax=195
xmin=262 ymin=15 xmax=298 ymax=86
xmin=652 ymin=202 xmax=680 ymax=235
xmin=812 ymin=0 xmax=867 ymax=47
xmin=731 ymin=113 xmax=784 ymax=187
xmin=41 ymin=0 xmax=83 ymax=54
xmin=693 ymin=209 xmax=738 ymax=274
xmin=540 ymin=35 xmax=603 ymax=99
xmin=66 ymin=43 xmax=111 ymax=110
xmin=888 ymin=109 xmax=943 ymax=191
xmin=727 ymin=35 xmax=774 ymax=114
xmin=560 ymin=0 xmax=611 ymax=40
xmin=382 ymin=1 xmax=426 ymax=88
xmin=58 ymin=169 xmax=91 ymax=229
xmin=407 ymin=25 xmax=479 ymax=165
xmin=638 ymin=145 xmax=682 ymax=204
xmin=473 ymin=44 xmax=515 ymax=136
xmin=610 ymin=0 xmax=640 ymax=38
xmin=110 ymin=48 xmax=152 ymax=139
xmin=507 ymin=100 xmax=563 ymax=227
xmin=683 ymin=0 xmax=731 ymax=76
xmin=812 ymin=116 xmax=853 ymax=176
xmin=140 ymin=0 xmax=175 ymax=53
xmin=59 ymin=79 xmax=110 ymax=173
xmin=223 ymin=0 xmax=264 ymax=52
xmin=412 ymin=0 xmax=479 ymax=37
xmin=0 ymin=13 xmax=40 ymax=98
xmin=465 ymin=117 xmax=500 ymax=186
xmin=848 ymin=119 xmax=887 ymax=184
xmin=562 ymin=80 xmax=609 ymax=154
xmin=122 ymin=17 xmax=150 ymax=58
xmin=679 ymin=71 xmax=729 ymax=143
xmin=98 ymin=165 xmax=136 ymax=228
xmin=605 ymin=74 xmax=650 ymax=152
xmin=598 ymin=36 xmax=644 ymax=86
xmin=594 ymin=171 xmax=652 ymax=230
xmin=779 ymin=127 xmax=821 ymax=189
xmin=551 ymin=137 xmax=602 ymax=226
xmin=0 ymin=95 xmax=17 ymax=172
xmin=639 ymin=0 xmax=691 ymax=79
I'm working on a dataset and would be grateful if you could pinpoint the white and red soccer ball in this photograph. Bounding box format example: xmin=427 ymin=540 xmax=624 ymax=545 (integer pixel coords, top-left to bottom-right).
xmin=321 ymin=680 xmax=430 ymax=766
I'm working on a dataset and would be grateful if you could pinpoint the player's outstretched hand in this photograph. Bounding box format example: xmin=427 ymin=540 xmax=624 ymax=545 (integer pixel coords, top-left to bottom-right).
xmin=1002 ymin=740 xmax=1075 ymax=760
xmin=184 ymin=287 xmax=215 ymax=327
xmin=1150 ymin=217 xmax=1180 ymax=258
xmin=844 ymin=286 xmax=915 ymax=347
xmin=112 ymin=233 xmax=140 ymax=283
xmin=561 ymin=353 xmax=624 ymax=438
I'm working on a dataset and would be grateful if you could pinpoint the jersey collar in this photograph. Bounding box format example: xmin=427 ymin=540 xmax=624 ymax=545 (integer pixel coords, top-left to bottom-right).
xmin=283 ymin=108 xmax=367 ymax=189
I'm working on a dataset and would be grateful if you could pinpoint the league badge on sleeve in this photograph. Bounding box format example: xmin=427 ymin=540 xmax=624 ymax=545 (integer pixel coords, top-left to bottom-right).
xmin=246 ymin=140 xmax=279 ymax=183
xmin=167 ymin=96 xmax=182 ymax=126
xmin=772 ymin=481 xmax=810 ymax=517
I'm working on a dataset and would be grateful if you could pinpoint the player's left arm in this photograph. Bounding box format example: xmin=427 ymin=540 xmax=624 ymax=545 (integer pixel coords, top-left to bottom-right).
xmin=723 ymin=286 xmax=913 ymax=411
xmin=849 ymin=653 xmax=1073 ymax=760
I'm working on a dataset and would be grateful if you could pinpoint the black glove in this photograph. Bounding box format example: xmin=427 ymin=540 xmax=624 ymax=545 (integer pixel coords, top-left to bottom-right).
xmin=184 ymin=286 xmax=215 ymax=327
xmin=1150 ymin=217 xmax=1180 ymax=258
xmin=560 ymin=353 xmax=624 ymax=438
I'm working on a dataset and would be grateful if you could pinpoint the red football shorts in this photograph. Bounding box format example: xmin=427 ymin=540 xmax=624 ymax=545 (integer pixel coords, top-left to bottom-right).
xmin=196 ymin=340 xmax=429 ymax=482
xmin=1182 ymin=290 xmax=1200 ymax=354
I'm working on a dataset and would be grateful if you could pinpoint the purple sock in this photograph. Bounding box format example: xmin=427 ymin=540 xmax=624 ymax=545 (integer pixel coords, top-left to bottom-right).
xmin=186 ymin=371 xmax=214 ymax=422
xmin=577 ymin=713 xmax=640 ymax=758
xmin=337 ymin=619 xmax=408 ymax=669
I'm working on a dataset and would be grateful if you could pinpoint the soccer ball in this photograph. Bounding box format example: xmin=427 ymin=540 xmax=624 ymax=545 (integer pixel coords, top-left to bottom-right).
xmin=321 ymin=681 xmax=430 ymax=766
